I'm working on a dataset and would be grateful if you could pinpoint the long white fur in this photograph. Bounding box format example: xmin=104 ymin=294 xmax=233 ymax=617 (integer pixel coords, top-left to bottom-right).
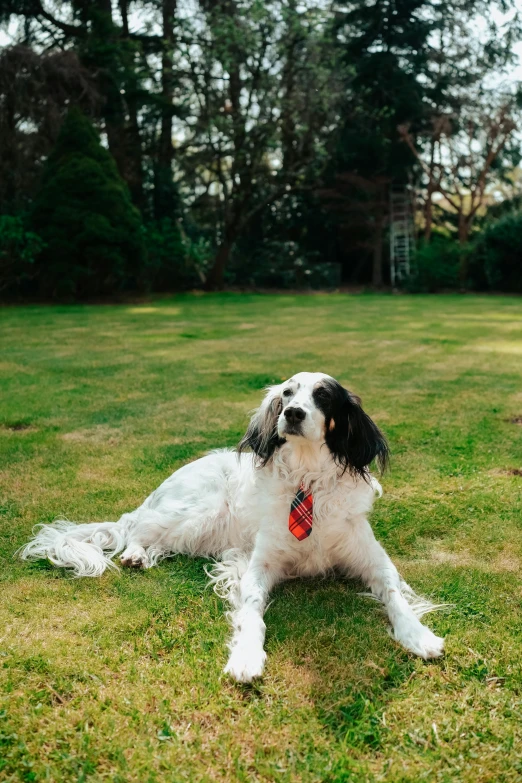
xmin=19 ymin=371 xmax=444 ymax=682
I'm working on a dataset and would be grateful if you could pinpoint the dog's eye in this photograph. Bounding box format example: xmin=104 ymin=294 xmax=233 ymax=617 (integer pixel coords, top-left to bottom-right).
xmin=314 ymin=387 xmax=329 ymax=400
xmin=282 ymin=388 xmax=293 ymax=397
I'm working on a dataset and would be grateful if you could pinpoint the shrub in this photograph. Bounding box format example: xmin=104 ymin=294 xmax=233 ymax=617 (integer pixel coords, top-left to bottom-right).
xmin=143 ymin=219 xmax=206 ymax=289
xmin=31 ymin=108 xmax=145 ymax=299
xmin=409 ymin=234 xmax=462 ymax=291
xmin=227 ymin=240 xmax=341 ymax=288
xmin=0 ymin=215 xmax=45 ymax=294
xmin=471 ymin=212 xmax=522 ymax=292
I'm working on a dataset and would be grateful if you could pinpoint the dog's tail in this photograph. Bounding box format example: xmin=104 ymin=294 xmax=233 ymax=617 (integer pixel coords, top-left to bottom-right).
xmin=18 ymin=519 xmax=127 ymax=577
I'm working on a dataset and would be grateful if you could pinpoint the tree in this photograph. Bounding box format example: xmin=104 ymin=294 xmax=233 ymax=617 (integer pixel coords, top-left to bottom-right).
xmin=179 ymin=0 xmax=343 ymax=289
xmin=399 ymin=0 xmax=521 ymax=243
xmin=319 ymin=173 xmax=389 ymax=285
xmin=1 ymin=0 xmax=177 ymax=215
xmin=398 ymin=6 xmax=522 ymax=282
xmin=152 ymin=0 xmax=182 ymax=220
xmin=79 ymin=1 xmax=146 ymax=208
xmin=2 ymin=0 xmax=522 ymax=295
xmin=0 ymin=45 xmax=99 ymax=213
xmin=31 ymin=108 xmax=145 ymax=298
xmin=328 ymin=0 xmax=432 ymax=286
xmin=400 ymin=92 xmax=520 ymax=247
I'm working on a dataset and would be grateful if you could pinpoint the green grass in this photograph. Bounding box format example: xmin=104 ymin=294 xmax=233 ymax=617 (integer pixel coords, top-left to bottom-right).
xmin=1 ymin=292 xmax=522 ymax=783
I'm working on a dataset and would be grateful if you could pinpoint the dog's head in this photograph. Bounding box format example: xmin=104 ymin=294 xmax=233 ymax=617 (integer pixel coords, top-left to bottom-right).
xmin=238 ymin=371 xmax=388 ymax=479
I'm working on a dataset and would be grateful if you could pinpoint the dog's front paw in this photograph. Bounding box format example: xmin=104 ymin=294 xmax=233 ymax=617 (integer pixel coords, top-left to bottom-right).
xmin=224 ymin=645 xmax=267 ymax=683
xmin=394 ymin=621 xmax=445 ymax=660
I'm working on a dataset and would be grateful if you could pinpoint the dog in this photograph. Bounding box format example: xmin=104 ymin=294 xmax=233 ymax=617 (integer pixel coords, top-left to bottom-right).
xmin=20 ymin=372 xmax=444 ymax=682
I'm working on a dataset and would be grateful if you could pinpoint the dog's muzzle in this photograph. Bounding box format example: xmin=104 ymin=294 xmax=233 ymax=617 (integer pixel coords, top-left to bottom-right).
xmin=283 ymin=406 xmax=306 ymax=434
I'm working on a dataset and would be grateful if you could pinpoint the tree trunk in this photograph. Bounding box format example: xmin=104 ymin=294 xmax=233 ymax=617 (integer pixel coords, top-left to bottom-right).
xmin=205 ymin=239 xmax=233 ymax=291
xmin=117 ymin=0 xmax=144 ymax=209
xmin=372 ymin=215 xmax=384 ymax=287
xmin=154 ymin=0 xmax=177 ymax=219
xmin=92 ymin=1 xmax=127 ymax=183
xmin=281 ymin=0 xmax=297 ymax=171
xmin=457 ymin=213 xmax=470 ymax=244
xmin=424 ymin=187 xmax=433 ymax=242
xmin=457 ymin=213 xmax=470 ymax=287
xmin=124 ymin=102 xmax=144 ymax=209
xmin=118 ymin=0 xmax=129 ymax=33
xmin=424 ymin=137 xmax=436 ymax=243
xmin=2 ymin=89 xmax=17 ymax=210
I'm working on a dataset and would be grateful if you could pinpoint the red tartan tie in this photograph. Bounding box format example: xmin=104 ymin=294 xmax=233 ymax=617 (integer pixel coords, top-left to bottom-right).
xmin=289 ymin=483 xmax=313 ymax=540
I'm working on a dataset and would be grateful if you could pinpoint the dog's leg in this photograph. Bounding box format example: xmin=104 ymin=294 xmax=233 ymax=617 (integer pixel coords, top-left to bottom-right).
xmin=223 ymin=548 xmax=282 ymax=684
xmin=118 ymin=511 xmax=170 ymax=569
xmin=341 ymin=517 xmax=444 ymax=659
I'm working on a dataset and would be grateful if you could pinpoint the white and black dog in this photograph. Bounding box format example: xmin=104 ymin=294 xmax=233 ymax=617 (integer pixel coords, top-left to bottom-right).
xmin=21 ymin=372 xmax=444 ymax=682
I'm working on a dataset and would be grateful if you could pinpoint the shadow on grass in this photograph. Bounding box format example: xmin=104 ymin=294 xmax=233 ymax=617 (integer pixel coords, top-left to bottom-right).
xmin=266 ymin=576 xmax=424 ymax=749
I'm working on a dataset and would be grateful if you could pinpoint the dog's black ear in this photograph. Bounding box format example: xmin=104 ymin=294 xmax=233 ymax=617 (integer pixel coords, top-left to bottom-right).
xmin=238 ymin=386 xmax=285 ymax=466
xmin=322 ymin=383 xmax=389 ymax=479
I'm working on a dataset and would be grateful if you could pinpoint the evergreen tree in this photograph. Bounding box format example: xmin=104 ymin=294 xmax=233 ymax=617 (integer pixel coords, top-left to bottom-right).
xmin=328 ymin=0 xmax=432 ymax=285
xmin=31 ymin=108 xmax=145 ymax=298
xmin=337 ymin=0 xmax=430 ymax=178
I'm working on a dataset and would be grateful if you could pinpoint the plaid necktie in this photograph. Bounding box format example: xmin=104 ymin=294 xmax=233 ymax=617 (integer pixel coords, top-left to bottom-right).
xmin=289 ymin=483 xmax=313 ymax=540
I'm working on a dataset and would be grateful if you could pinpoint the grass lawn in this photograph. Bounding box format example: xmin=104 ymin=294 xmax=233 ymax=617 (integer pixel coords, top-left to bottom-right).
xmin=1 ymin=293 xmax=522 ymax=783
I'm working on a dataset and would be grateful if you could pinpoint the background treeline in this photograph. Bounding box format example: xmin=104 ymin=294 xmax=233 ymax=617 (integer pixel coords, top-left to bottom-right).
xmin=1 ymin=0 xmax=522 ymax=299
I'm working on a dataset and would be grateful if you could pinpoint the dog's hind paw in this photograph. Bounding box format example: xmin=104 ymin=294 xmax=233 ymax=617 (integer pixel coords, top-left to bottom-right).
xmin=120 ymin=545 xmax=147 ymax=569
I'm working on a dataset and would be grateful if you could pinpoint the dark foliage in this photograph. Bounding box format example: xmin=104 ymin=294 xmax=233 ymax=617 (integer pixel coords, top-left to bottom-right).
xmin=144 ymin=218 xmax=192 ymax=289
xmin=31 ymin=108 xmax=145 ymax=299
xmin=0 ymin=214 xmax=44 ymax=293
xmin=0 ymin=45 xmax=99 ymax=214
xmin=321 ymin=0 xmax=431 ymax=285
xmin=409 ymin=233 xmax=462 ymax=292
xmin=471 ymin=212 xmax=522 ymax=292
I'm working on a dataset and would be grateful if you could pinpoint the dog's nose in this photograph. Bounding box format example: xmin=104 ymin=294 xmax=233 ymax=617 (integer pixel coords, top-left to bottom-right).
xmin=284 ymin=406 xmax=306 ymax=424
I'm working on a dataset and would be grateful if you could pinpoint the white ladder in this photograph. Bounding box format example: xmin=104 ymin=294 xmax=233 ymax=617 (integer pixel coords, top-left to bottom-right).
xmin=390 ymin=185 xmax=414 ymax=285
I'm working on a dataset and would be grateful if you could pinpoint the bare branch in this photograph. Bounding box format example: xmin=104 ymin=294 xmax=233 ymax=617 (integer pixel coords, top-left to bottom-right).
xmin=398 ymin=125 xmax=462 ymax=213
